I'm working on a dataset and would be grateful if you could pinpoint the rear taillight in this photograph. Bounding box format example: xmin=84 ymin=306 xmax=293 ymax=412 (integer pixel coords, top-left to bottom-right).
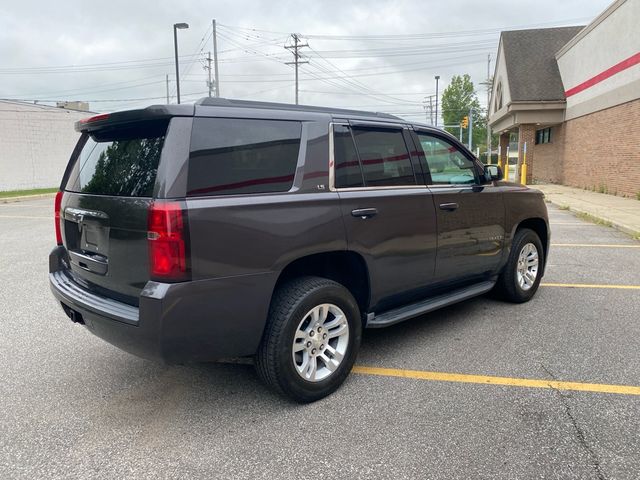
xmin=79 ymin=113 xmax=110 ymax=124
xmin=54 ymin=191 xmax=64 ymax=245
xmin=147 ymin=201 xmax=189 ymax=281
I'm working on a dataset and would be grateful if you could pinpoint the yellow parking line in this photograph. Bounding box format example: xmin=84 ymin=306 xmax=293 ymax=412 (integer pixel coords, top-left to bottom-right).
xmin=552 ymin=243 xmax=640 ymax=248
xmin=541 ymin=283 xmax=640 ymax=290
xmin=352 ymin=366 xmax=640 ymax=396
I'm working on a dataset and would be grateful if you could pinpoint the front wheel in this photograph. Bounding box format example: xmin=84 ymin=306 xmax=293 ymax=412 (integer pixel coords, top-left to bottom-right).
xmin=494 ymin=228 xmax=544 ymax=303
xmin=255 ymin=276 xmax=362 ymax=403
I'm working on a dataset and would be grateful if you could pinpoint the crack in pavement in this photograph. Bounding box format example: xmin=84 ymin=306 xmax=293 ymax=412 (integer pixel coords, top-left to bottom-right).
xmin=540 ymin=364 xmax=606 ymax=480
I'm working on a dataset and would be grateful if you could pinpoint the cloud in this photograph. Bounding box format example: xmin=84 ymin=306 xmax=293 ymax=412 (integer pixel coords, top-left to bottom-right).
xmin=0 ymin=0 xmax=611 ymax=119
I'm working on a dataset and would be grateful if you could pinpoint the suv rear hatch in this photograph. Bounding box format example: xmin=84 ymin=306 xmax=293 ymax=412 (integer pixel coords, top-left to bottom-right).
xmin=59 ymin=112 xmax=183 ymax=306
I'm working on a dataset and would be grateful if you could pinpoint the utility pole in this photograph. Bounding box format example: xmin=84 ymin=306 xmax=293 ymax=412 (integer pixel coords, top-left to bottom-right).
xmin=212 ymin=19 xmax=220 ymax=97
xmin=205 ymin=51 xmax=213 ymax=97
xmin=486 ymin=54 xmax=492 ymax=163
xmin=285 ymin=33 xmax=309 ymax=105
xmin=166 ymin=74 xmax=170 ymax=104
xmin=434 ymin=75 xmax=440 ymax=127
xmin=423 ymin=95 xmax=435 ymax=125
xmin=468 ymin=107 xmax=473 ymax=150
xmin=429 ymin=96 xmax=434 ymax=124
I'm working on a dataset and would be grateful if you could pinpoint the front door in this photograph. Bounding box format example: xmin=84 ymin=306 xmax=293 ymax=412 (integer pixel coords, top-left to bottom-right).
xmin=332 ymin=122 xmax=437 ymax=312
xmin=413 ymin=130 xmax=505 ymax=283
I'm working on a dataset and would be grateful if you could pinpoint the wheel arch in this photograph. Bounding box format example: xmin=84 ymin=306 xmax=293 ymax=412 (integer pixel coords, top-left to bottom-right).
xmin=272 ymin=251 xmax=371 ymax=323
xmin=514 ymin=217 xmax=549 ymax=273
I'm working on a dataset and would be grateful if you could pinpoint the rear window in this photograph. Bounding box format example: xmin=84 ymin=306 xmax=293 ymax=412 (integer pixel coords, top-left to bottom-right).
xmin=187 ymin=118 xmax=302 ymax=197
xmin=64 ymin=120 xmax=167 ymax=197
xmin=351 ymin=127 xmax=416 ymax=187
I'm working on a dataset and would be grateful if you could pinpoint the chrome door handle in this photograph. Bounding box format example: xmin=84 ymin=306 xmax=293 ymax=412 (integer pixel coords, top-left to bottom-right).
xmin=439 ymin=202 xmax=459 ymax=211
xmin=351 ymin=208 xmax=378 ymax=219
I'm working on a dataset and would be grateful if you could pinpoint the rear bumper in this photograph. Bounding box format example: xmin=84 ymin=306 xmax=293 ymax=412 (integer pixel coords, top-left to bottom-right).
xmin=49 ymin=246 xmax=276 ymax=363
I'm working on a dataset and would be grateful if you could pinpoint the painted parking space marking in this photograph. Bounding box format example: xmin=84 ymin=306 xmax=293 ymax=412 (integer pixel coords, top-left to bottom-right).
xmin=551 ymin=243 xmax=640 ymax=248
xmin=0 ymin=215 xmax=50 ymax=219
xmin=541 ymin=283 xmax=640 ymax=290
xmin=352 ymin=366 xmax=640 ymax=396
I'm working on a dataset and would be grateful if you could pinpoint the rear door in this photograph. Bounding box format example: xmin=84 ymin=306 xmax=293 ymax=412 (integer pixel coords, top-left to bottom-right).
xmin=59 ymin=119 xmax=170 ymax=305
xmin=333 ymin=122 xmax=437 ymax=312
xmin=413 ymin=129 xmax=505 ymax=283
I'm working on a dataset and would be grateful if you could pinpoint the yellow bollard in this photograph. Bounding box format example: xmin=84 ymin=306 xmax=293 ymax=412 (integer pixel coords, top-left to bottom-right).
xmin=520 ymin=162 xmax=527 ymax=185
xmin=520 ymin=141 xmax=528 ymax=185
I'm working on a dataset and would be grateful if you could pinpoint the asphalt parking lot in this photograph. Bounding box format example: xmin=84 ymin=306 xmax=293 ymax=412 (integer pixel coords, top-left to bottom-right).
xmin=1 ymin=197 xmax=639 ymax=479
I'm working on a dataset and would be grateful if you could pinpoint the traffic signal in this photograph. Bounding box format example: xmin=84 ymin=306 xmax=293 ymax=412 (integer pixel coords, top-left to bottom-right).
xmin=460 ymin=116 xmax=469 ymax=129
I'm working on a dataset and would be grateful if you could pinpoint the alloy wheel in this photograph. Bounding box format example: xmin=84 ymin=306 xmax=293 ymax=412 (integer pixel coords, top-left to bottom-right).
xmin=292 ymin=303 xmax=350 ymax=382
xmin=516 ymin=242 xmax=539 ymax=291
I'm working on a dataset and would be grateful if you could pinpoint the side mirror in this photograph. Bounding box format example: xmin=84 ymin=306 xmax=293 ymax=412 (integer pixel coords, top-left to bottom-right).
xmin=484 ymin=164 xmax=503 ymax=182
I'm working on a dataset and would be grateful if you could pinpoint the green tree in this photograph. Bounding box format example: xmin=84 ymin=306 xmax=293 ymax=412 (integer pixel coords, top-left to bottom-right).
xmin=441 ymin=74 xmax=485 ymax=151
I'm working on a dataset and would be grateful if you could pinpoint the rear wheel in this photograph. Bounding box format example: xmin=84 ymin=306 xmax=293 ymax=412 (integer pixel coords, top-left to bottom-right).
xmin=494 ymin=228 xmax=544 ymax=303
xmin=255 ymin=276 xmax=362 ymax=403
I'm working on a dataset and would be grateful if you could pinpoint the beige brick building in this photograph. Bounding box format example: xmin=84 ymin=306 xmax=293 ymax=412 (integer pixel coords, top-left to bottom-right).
xmin=0 ymin=100 xmax=91 ymax=191
xmin=488 ymin=0 xmax=640 ymax=198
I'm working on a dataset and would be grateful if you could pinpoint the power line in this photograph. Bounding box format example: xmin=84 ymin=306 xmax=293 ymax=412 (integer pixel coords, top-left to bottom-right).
xmin=0 ymin=54 xmax=203 ymax=74
xmin=220 ymin=17 xmax=591 ymax=40
xmin=1 ymin=74 xmax=164 ymax=98
xmin=304 ymin=44 xmax=416 ymax=105
xmin=301 ymin=90 xmax=435 ymax=96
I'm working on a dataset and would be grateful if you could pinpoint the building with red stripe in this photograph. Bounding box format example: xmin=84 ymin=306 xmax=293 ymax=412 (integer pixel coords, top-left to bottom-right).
xmin=488 ymin=0 xmax=639 ymax=197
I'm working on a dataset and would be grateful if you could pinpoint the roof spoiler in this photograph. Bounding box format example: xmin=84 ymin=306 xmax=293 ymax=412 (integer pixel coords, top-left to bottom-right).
xmin=75 ymin=104 xmax=194 ymax=132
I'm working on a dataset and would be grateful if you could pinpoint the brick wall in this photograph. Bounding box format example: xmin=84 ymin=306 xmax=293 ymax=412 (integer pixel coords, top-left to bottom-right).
xmin=562 ymin=98 xmax=640 ymax=198
xmin=531 ymin=124 xmax=565 ymax=184
xmin=0 ymin=102 xmax=86 ymax=191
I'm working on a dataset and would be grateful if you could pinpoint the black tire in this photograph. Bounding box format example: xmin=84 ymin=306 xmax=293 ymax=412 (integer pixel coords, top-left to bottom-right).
xmin=255 ymin=276 xmax=362 ymax=403
xmin=493 ymin=228 xmax=544 ymax=303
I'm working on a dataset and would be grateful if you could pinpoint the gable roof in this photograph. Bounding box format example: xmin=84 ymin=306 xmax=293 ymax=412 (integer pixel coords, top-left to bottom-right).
xmin=501 ymin=26 xmax=584 ymax=102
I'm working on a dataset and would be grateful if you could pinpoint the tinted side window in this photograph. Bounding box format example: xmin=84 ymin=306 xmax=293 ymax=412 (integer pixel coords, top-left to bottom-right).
xmin=416 ymin=133 xmax=477 ymax=185
xmin=334 ymin=124 xmax=363 ymax=188
xmin=64 ymin=120 xmax=167 ymax=197
xmin=351 ymin=127 xmax=415 ymax=187
xmin=187 ymin=118 xmax=301 ymax=196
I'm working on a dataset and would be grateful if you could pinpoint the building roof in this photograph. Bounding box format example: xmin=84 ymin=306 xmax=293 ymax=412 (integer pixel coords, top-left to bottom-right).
xmin=501 ymin=26 xmax=585 ymax=102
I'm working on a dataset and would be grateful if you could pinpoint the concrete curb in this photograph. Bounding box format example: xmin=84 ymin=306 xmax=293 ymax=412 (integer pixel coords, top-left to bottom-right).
xmin=545 ymin=197 xmax=640 ymax=238
xmin=0 ymin=193 xmax=57 ymax=204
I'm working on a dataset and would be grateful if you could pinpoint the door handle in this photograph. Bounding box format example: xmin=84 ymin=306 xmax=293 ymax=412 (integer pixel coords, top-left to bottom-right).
xmin=439 ymin=202 xmax=459 ymax=211
xmin=351 ymin=208 xmax=378 ymax=219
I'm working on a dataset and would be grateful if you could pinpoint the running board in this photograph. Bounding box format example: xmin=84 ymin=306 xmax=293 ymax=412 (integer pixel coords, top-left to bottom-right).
xmin=366 ymin=280 xmax=496 ymax=328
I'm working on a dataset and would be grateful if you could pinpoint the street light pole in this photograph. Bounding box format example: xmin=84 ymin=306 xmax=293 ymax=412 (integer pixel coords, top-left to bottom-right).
xmin=173 ymin=22 xmax=189 ymax=104
xmin=434 ymin=75 xmax=440 ymax=128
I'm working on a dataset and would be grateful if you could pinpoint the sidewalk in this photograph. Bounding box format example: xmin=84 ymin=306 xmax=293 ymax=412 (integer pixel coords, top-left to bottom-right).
xmin=535 ymin=184 xmax=640 ymax=238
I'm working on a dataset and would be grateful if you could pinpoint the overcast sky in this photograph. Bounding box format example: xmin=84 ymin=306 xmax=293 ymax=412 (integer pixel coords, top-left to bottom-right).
xmin=0 ymin=0 xmax=612 ymax=120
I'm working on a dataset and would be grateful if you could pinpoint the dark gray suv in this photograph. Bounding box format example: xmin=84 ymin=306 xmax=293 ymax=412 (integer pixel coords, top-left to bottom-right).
xmin=50 ymin=98 xmax=549 ymax=402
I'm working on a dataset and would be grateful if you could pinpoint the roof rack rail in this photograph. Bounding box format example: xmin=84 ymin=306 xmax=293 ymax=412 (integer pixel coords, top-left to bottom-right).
xmin=195 ymin=97 xmax=401 ymax=120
